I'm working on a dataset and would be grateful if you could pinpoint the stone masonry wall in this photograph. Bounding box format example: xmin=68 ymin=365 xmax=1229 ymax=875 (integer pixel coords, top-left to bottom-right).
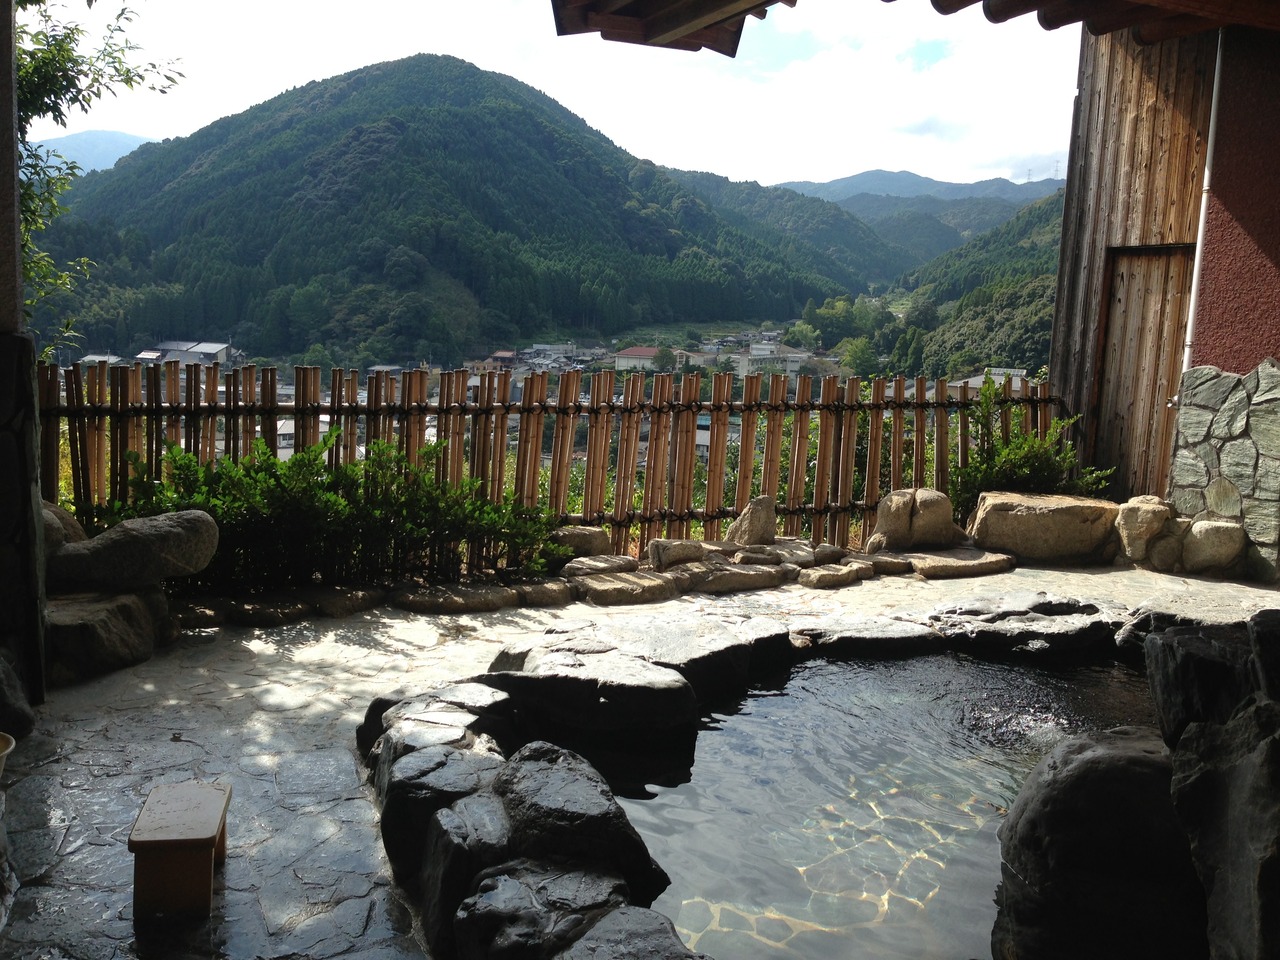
xmin=1170 ymin=360 xmax=1280 ymax=581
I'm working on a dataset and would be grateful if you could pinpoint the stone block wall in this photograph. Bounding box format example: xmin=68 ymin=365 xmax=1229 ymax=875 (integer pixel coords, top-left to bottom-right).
xmin=1171 ymin=360 xmax=1280 ymax=581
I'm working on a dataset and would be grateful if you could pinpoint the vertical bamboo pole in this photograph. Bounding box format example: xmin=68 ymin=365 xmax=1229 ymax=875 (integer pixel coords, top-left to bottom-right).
xmin=1000 ymin=375 xmax=1013 ymax=445
xmin=702 ymin=372 xmax=732 ymax=540
xmin=913 ymin=376 xmax=928 ymax=489
xmin=611 ymin=373 xmax=644 ymax=554
xmin=203 ymin=362 xmax=221 ymax=466
xmin=862 ymin=377 xmax=886 ymax=547
xmin=128 ymin=363 xmax=144 ymax=481
xmin=473 ymin=372 xmax=496 ymax=500
xmin=1037 ymin=380 xmax=1052 ymax=440
xmin=38 ymin=364 xmax=61 ymax=502
xmin=260 ymin=366 xmax=278 ymax=456
xmin=582 ymin=370 xmax=614 ymax=525
xmin=761 ymin=373 xmax=787 ymax=504
xmin=448 ymin=370 xmax=466 ymax=488
xmin=163 ymin=359 xmax=181 ymax=451
xmin=241 ymin=364 xmax=257 ymax=460
xmin=89 ymin=361 xmax=108 ymax=505
xmin=890 ymin=375 xmax=905 ymax=492
xmin=667 ymin=371 xmax=699 ymax=540
xmin=934 ymin=377 xmax=951 ymax=495
xmin=957 ymin=382 xmax=971 ymax=472
xmin=735 ymin=373 xmax=762 ymax=513
xmin=227 ymin=367 xmax=242 ymax=464
xmin=65 ymin=364 xmax=89 ymax=513
xmin=184 ymin=363 xmax=200 ymax=465
xmin=831 ymin=376 xmax=860 ymax=547
xmin=513 ymin=373 xmax=536 ymax=506
xmin=641 ymin=374 xmax=674 ymax=551
xmin=108 ymin=365 xmax=126 ymax=504
xmin=810 ymin=375 xmax=837 ymax=544
xmin=325 ymin=367 xmax=341 ymax=468
xmin=784 ymin=375 xmax=811 ymax=538
xmin=491 ymin=370 xmax=511 ymax=502
xmin=1019 ymin=377 xmax=1033 ymax=437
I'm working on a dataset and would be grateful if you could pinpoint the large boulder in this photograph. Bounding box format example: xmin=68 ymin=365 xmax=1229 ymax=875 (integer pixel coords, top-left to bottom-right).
xmin=1172 ymin=696 xmax=1280 ymax=960
xmin=724 ymin=496 xmax=776 ymax=545
xmin=46 ymin=510 xmax=218 ymax=592
xmin=40 ymin=501 xmax=86 ymax=554
xmin=44 ymin=590 xmax=175 ymax=685
xmin=865 ymin=488 xmax=961 ymax=552
xmin=992 ymin=726 xmax=1208 ymax=960
xmin=969 ymin=492 xmax=1119 ymax=563
xmin=549 ymin=525 xmax=613 ymax=558
xmin=1116 ymin=496 xmax=1172 ymax=562
xmin=491 ymin=742 xmax=669 ymax=907
xmin=1144 ymin=623 xmax=1258 ymax=749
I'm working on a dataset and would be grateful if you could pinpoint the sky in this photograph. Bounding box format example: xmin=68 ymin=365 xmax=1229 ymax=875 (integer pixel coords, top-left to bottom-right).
xmin=23 ymin=0 xmax=1083 ymax=187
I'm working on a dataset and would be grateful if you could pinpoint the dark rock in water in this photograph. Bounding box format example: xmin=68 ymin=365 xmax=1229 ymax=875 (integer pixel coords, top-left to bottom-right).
xmin=928 ymin=591 xmax=1123 ymax=656
xmin=1144 ymin=623 xmax=1256 ymax=748
xmin=1113 ymin=608 xmax=1206 ymax=662
xmin=1172 ymin=696 xmax=1280 ymax=960
xmin=0 ymin=658 xmax=35 ymax=737
xmin=421 ymin=792 xmax=513 ymax=960
xmin=480 ymin=643 xmax=698 ymax=736
xmin=554 ymin=904 xmax=713 ymax=959
xmin=794 ymin=615 xmax=944 ymax=659
xmin=992 ymin=726 xmax=1207 ymax=960
xmin=379 ymin=744 xmax=506 ymax=887
xmin=1248 ymin=609 xmax=1280 ymax=700
xmin=454 ymin=859 xmax=628 ymax=960
xmin=492 ymin=742 xmax=669 ymax=907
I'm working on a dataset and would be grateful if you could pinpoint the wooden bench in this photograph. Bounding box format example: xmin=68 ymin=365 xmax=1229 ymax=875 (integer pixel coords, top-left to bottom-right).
xmin=127 ymin=781 xmax=232 ymax=920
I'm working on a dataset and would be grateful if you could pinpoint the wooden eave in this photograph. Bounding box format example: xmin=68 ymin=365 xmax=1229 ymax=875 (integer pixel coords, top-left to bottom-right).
xmin=548 ymin=0 xmax=1276 ymax=55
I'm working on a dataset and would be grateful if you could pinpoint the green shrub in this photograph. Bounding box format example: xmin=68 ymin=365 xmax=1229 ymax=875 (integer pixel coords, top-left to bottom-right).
xmin=106 ymin=433 xmax=558 ymax=593
xmin=949 ymin=377 xmax=1112 ymax=524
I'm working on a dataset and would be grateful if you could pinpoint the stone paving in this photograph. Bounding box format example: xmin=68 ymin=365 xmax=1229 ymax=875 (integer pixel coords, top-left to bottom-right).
xmin=1 ymin=566 xmax=1277 ymax=959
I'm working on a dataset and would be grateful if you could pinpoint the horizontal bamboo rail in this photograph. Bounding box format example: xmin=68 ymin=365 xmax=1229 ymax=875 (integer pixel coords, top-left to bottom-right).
xmin=37 ymin=361 xmax=1061 ymax=553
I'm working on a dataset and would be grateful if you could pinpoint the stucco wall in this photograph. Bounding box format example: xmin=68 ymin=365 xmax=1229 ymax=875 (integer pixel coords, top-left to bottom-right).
xmin=1191 ymin=27 xmax=1280 ymax=373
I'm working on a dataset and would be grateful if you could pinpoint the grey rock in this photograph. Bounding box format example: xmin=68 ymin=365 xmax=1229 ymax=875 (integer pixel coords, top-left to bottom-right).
xmin=928 ymin=592 xmax=1124 ymax=657
xmin=794 ymin=616 xmax=944 ymax=659
xmin=1221 ymin=439 xmax=1261 ymax=492
xmin=492 ymin=742 xmax=669 ymax=906
xmin=843 ymin=550 xmax=914 ymax=575
xmin=615 ymin=623 xmax=754 ymax=703
xmin=1116 ymin=497 xmax=1172 ymax=562
xmin=866 ymin=488 xmax=959 ymax=552
xmin=770 ymin=540 xmax=817 ymax=568
xmin=1249 ymin=402 xmax=1280 ymax=460
xmin=549 ymin=526 xmax=613 ymax=558
xmin=379 ymin=744 xmax=507 ymax=886
xmin=1148 ymin=534 xmax=1184 ymax=572
xmin=571 ymin=572 xmax=680 ymax=606
xmin=732 ymin=547 xmax=781 ymax=565
xmin=812 ymin=543 xmax=847 ymax=565
xmin=1253 ymin=358 xmax=1280 ymax=404
xmin=1177 ymin=402 xmax=1215 ymax=445
xmin=900 ymin=546 xmax=1015 ymax=578
xmin=723 ymin=496 xmax=776 ymax=545
xmin=1172 ymin=696 xmax=1280 ymax=960
xmin=561 ymin=555 xmax=640 ymax=578
xmin=1171 ymin=450 xmax=1211 ymax=501
xmin=454 ymin=860 xmax=627 ymax=960
xmin=40 ymin=501 xmax=85 ymax=555
xmin=1144 ymin=623 xmax=1257 ymax=748
xmin=696 ymin=564 xmax=788 ymax=594
xmin=1182 ymin=366 xmax=1238 ymax=409
xmin=647 ymin=539 xmax=706 ymax=572
xmin=515 ymin=579 xmax=576 ymax=607
xmin=968 ymin=492 xmax=1118 ymax=563
xmin=480 ymin=646 xmax=699 ymax=735
xmin=420 ymin=792 xmax=513 ymax=959
xmin=0 ymin=657 xmax=35 ymax=737
xmin=46 ymin=509 xmax=218 ymax=592
xmin=44 ymin=590 xmax=174 ymax=686
xmin=392 ymin=583 xmax=519 ymax=614
xmin=1243 ymin=504 xmax=1280 ymax=549
xmin=1183 ymin=520 xmax=1247 ymax=573
xmin=1249 ymin=609 xmax=1280 ymax=700
xmin=797 ymin=564 xmax=861 ymax=589
xmin=992 ymin=726 xmax=1207 ymax=960
xmin=837 ymin=557 xmax=875 ymax=580
xmin=1211 ymin=381 xmax=1250 ymax=440
xmin=555 ymin=904 xmax=712 ymax=959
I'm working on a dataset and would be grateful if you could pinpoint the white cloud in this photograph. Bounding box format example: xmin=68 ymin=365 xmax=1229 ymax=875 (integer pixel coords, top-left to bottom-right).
xmin=25 ymin=0 xmax=1081 ymax=186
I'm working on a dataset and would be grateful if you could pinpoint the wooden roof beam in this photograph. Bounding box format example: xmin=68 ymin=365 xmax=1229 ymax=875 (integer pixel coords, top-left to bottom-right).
xmin=1132 ymin=13 xmax=1225 ymax=42
xmin=1083 ymin=3 xmax=1177 ymax=34
xmin=1136 ymin=0 xmax=1280 ymax=32
xmin=983 ymin=0 xmax=1044 ymax=23
xmin=1037 ymin=0 xmax=1131 ymax=30
xmin=645 ymin=0 xmax=778 ymax=46
xmin=931 ymin=0 xmax=983 ymax=13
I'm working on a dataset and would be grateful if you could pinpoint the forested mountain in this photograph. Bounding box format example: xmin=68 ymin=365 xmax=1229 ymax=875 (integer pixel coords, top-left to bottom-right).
xmin=36 ymin=54 xmax=912 ymax=368
xmin=777 ymin=169 xmax=1063 ymax=204
xmin=838 ymin=194 xmax=1020 ymax=240
xmin=37 ymin=130 xmax=152 ymax=172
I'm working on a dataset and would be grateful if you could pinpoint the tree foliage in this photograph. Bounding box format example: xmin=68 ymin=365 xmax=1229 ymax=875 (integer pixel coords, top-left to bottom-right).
xmin=16 ymin=1 xmax=179 ymax=350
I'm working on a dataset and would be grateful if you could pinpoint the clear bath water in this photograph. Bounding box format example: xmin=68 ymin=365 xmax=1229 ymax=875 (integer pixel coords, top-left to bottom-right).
xmin=617 ymin=654 xmax=1156 ymax=960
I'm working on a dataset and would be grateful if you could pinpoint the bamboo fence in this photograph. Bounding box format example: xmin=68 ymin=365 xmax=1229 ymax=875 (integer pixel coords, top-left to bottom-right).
xmin=36 ymin=360 xmax=1059 ymax=554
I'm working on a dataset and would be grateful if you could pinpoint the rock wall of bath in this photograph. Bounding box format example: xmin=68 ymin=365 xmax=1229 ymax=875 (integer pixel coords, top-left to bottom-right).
xmin=1170 ymin=360 xmax=1280 ymax=581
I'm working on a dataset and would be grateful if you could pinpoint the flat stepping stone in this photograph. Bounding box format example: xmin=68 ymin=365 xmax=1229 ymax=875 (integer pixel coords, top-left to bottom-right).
xmin=797 ymin=564 xmax=862 ymax=589
xmin=560 ymin=555 xmax=640 ymax=578
xmin=697 ymin=564 xmax=789 ymax=594
xmin=573 ymin=572 xmax=680 ymax=606
xmin=899 ymin=547 xmax=1016 ymax=578
xmin=392 ymin=584 xmax=519 ymax=614
xmin=794 ymin=616 xmax=945 ymax=659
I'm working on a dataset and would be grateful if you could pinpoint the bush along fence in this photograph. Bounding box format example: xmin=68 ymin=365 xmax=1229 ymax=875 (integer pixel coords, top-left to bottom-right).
xmin=36 ymin=361 xmax=1061 ymax=564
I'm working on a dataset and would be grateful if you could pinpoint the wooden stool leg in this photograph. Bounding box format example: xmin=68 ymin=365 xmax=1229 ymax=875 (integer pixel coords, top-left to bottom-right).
xmin=214 ymin=819 xmax=227 ymax=866
xmin=134 ymin=848 xmax=215 ymax=919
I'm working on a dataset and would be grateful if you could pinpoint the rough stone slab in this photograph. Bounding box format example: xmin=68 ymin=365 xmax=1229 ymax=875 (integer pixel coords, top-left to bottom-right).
xmin=226 ymin=596 xmax=314 ymax=627
xmin=795 ymin=616 xmax=944 ymax=659
xmin=771 ymin=540 xmax=817 ymax=568
xmin=479 ymin=648 xmax=699 ymax=734
xmin=993 ymin=726 xmax=1207 ymax=960
xmin=44 ymin=590 xmax=173 ymax=686
xmin=613 ymin=622 xmax=754 ymax=703
xmin=296 ymin=586 xmax=386 ymax=618
xmin=1172 ymin=697 xmax=1280 ymax=960
xmin=555 ymin=905 xmax=712 ymax=959
xmin=724 ymin=496 xmax=776 ymax=545
xmin=695 ymin=564 xmax=788 ymax=594
xmin=572 ymin=572 xmax=681 ymax=606
xmin=515 ymin=579 xmax=577 ymax=607
xmin=732 ymin=547 xmax=781 ymax=565
xmin=561 ymin=555 xmax=640 ymax=578
xmin=843 ymin=551 xmax=914 ymax=575
xmin=492 ymin=743 xmax=669 ymax=906
xmin=647 ymin=539 xmax=707 ymax=571
xmin=797 ymin=564 xmax=861 ymax=589
xmin=392 ymin=584 xmax=519 ymax=614
xmin=549 ymin=526 xmax=613 ymax=558
xmin=813 ymin=543 xmax=847 ymax=565
xmin=1144 ymin=623 xmax=1257 ymax=748
xmin=969 ymin=493 xmax=1119 ymax=563
xmin=46 ymin=510 xmax=218 ymax=592
xmin=928 ymin=592 xmax=1124 ymax=656
xmin=899 ymin=547 xmax=1015 ymax=578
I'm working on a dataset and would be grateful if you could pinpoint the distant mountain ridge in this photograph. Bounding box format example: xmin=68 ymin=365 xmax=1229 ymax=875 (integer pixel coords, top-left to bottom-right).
xmin=35 ymin=130 xmax=152 ymax=172
xmin=776 ymin=169 xmax=1064 ymax=204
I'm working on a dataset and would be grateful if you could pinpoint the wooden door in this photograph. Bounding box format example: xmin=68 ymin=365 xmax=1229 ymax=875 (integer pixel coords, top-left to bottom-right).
xmin=1091 ymin=246 xmax=1195 ymax=498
